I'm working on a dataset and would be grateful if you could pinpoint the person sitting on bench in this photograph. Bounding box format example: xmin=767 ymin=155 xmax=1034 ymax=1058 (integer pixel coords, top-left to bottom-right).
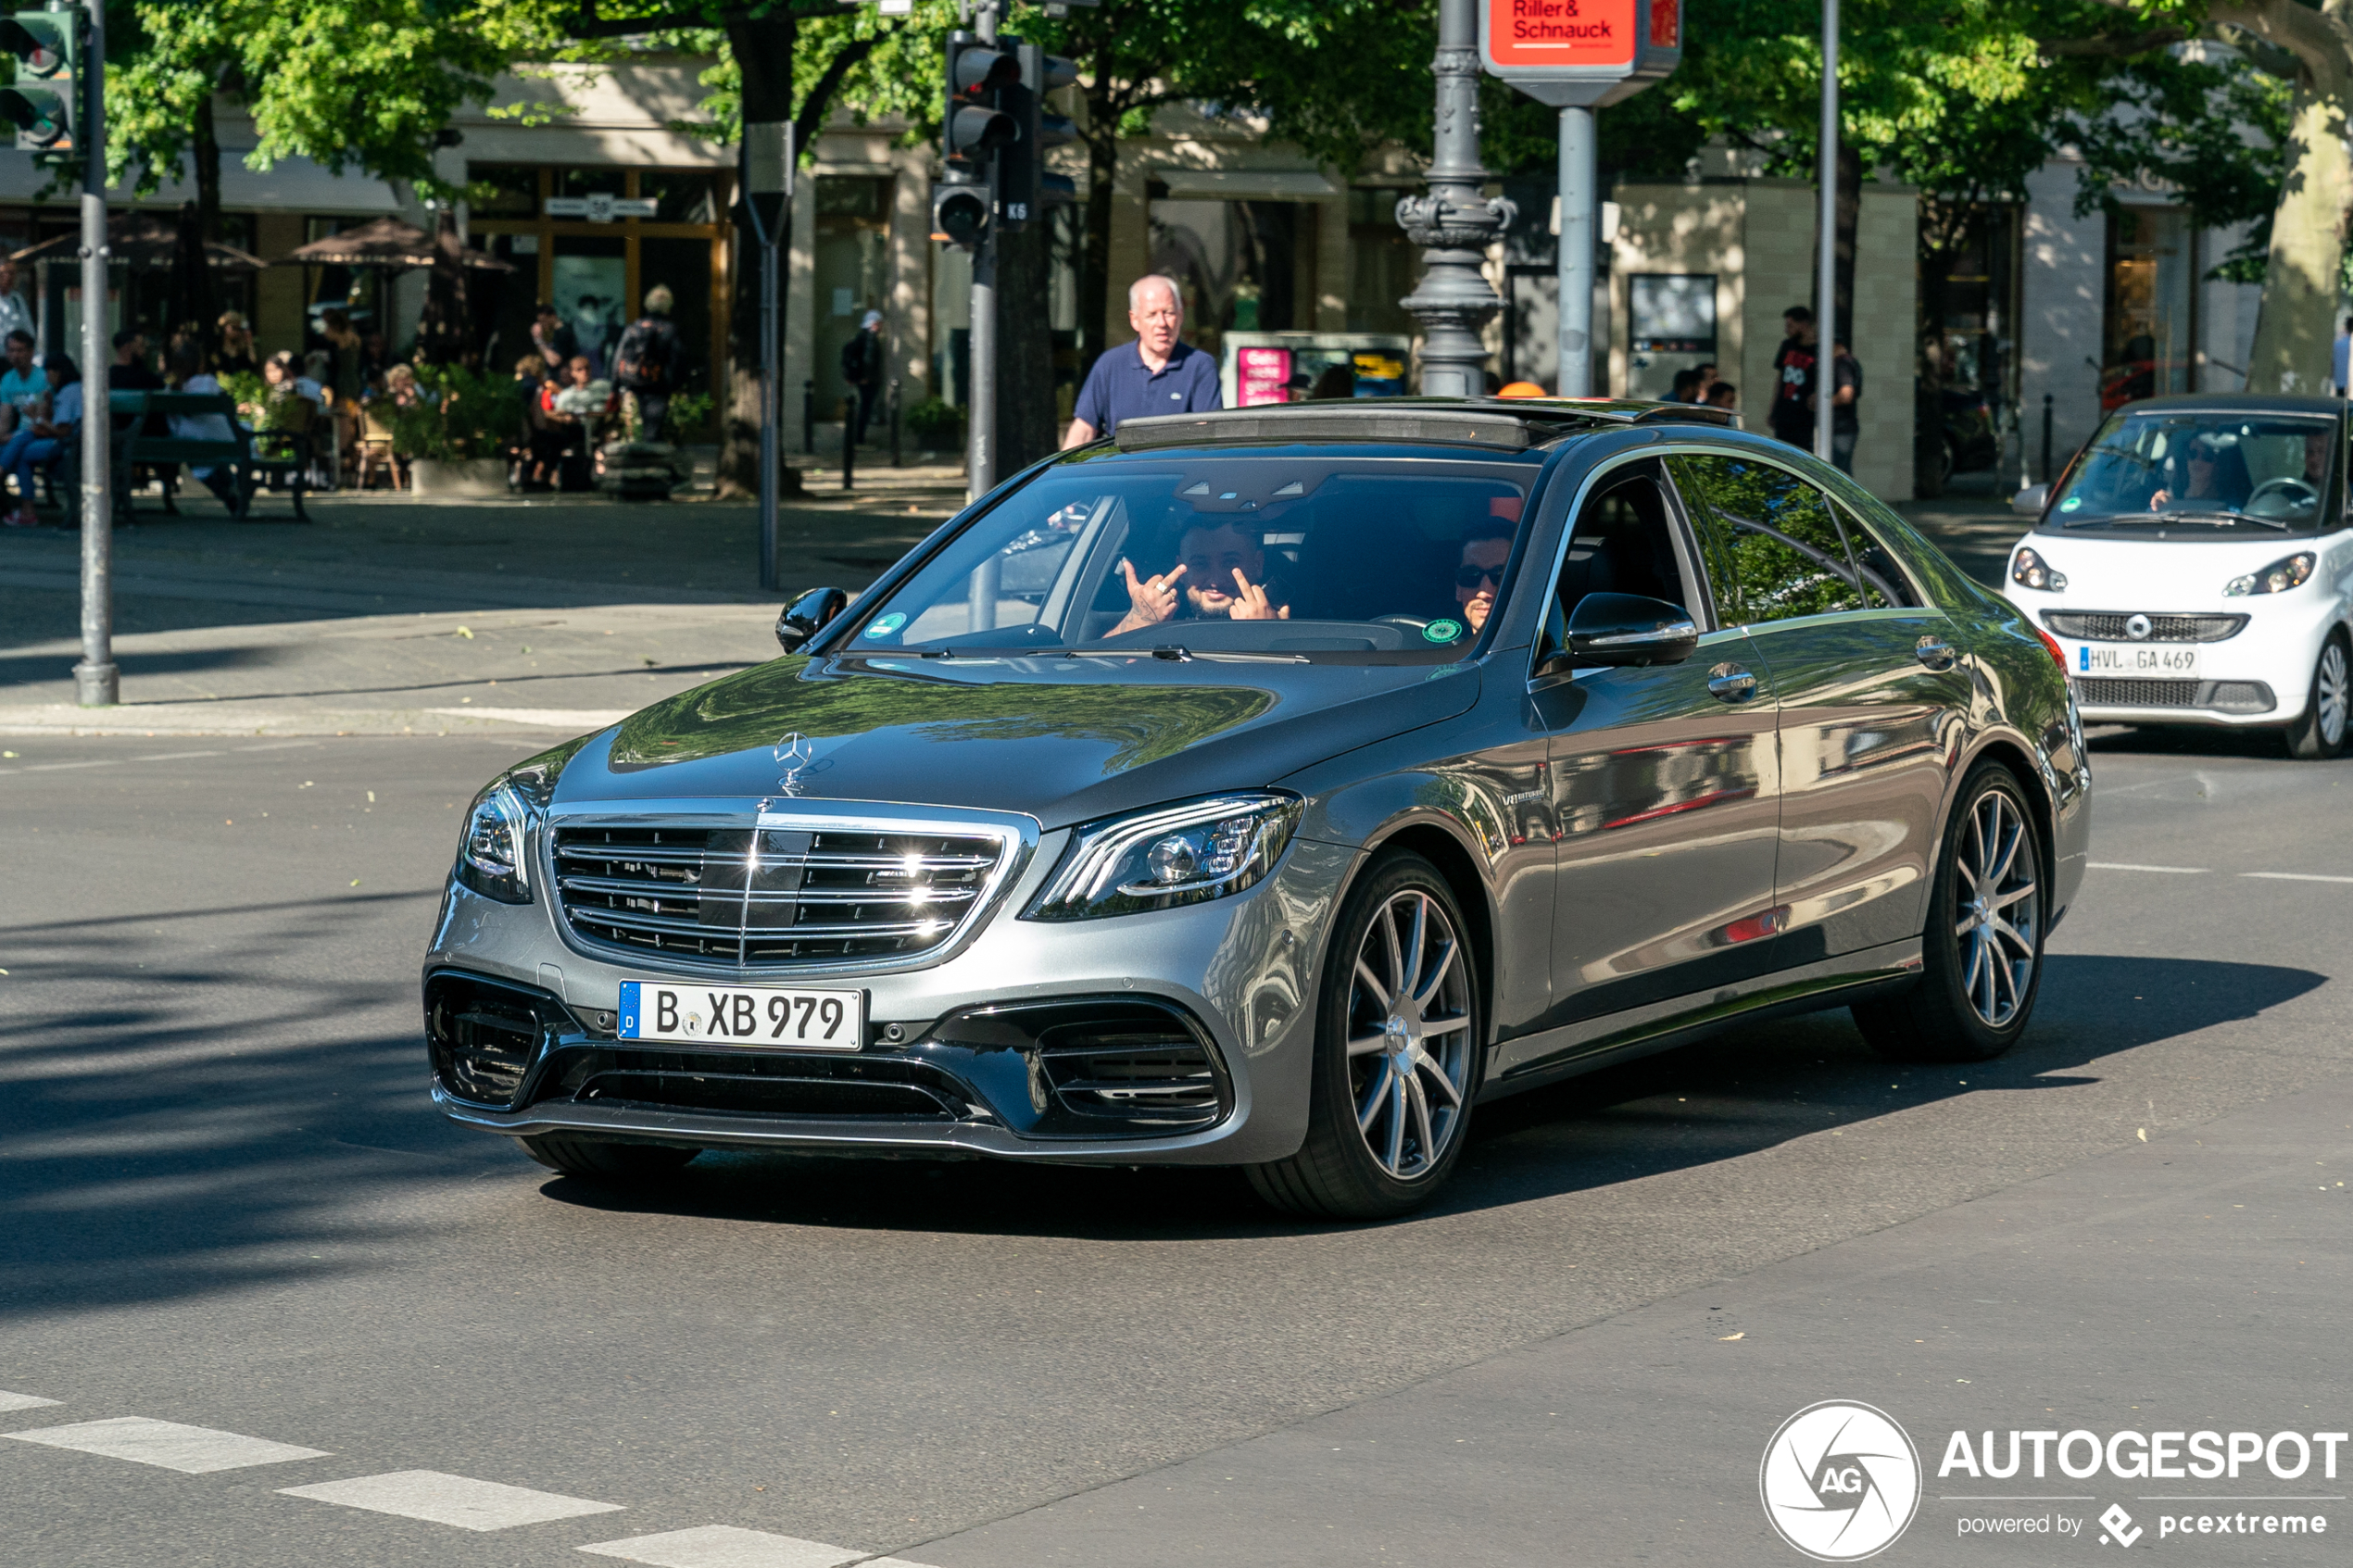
xmin=0 ymin=353 xmax=79 ymax=528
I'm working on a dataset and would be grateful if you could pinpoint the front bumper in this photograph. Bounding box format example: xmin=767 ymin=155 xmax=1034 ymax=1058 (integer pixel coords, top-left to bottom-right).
xmin=424 ymin=827 xmax=1357 ymax=1166
xmin=2006 ymin=588 xmax=2344 ymax=729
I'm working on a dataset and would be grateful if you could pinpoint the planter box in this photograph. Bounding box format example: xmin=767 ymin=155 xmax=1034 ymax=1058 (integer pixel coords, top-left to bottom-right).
xmin=409 ymin=458 xmax=507 ymax=498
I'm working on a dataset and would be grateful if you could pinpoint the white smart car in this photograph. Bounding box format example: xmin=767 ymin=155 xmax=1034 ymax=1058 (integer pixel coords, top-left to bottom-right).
xmin=2005 ymin=394 xmax=2351 ymax=758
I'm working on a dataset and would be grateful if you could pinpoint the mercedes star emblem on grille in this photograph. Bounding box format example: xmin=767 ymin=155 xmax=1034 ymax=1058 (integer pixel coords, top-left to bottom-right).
xmin=774 ymin=732 xmax=817 ymax=794
xmin=2126 ymin=613 xmax=2153 ymax=640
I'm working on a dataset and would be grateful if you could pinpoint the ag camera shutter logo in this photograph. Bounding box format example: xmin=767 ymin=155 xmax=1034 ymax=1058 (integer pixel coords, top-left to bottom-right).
xmin=1760 ymin=1400 xmax=1923 ymax=1561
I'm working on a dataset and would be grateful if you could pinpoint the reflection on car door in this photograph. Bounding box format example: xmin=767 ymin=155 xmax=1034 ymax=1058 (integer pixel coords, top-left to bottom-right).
xmin=1493 ymin=461 xmax=1785 ymax=1080
xmin=1670 ymin=453 xmax=1973 ymax=960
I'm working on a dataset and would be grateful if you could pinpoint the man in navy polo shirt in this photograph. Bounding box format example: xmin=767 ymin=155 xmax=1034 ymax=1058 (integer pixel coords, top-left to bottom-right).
xmin=1063 ymin=273 xmax=1222 ymax=446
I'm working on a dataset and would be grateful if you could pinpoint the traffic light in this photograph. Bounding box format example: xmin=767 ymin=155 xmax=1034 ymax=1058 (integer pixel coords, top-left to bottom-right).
xmin=943 ymin=31 xmax=1017 ymax=175
xmin=0 ymin=7 xmax=75 ymax=156
xmin=930 ymin=180 xmax=989 ymax=251
xmin=995 ymin=42 xmax=1076 ymax=231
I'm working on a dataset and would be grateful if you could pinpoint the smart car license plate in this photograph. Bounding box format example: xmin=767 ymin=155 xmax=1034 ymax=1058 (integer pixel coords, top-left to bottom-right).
xmin=2072 ymin=643 xmax=2199 ymax=678
xmin=617 ymin=980 xmax=865 ymax=1050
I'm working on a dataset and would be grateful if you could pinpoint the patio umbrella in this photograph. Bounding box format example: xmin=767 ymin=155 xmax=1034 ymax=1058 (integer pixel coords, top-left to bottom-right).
xmin=277 ymin=214 xmax=514 ymax=272
xmin=8 ymin=214 xmax=267 ymax=274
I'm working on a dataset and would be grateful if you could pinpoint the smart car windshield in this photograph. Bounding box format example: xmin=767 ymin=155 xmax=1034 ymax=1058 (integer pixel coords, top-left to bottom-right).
xmin=844 ymin=452 xmax=1537 ymax=660
xmin=2047 ymin=411 xmax=2339 ymax=533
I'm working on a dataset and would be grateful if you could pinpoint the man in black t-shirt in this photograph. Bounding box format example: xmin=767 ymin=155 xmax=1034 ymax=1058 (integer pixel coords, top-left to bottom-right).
xmin=1830 ymin=339 xmax=1863 ymax=474
xmin=1769 ymin=305 xmax=1818 ymax=451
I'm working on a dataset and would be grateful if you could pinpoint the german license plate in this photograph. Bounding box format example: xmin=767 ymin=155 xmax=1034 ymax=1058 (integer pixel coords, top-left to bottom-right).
xmin=617 ymin=980 xmax=864 ymax=1050
xmin=2074 ymin=643 xmax=2199 ymax=678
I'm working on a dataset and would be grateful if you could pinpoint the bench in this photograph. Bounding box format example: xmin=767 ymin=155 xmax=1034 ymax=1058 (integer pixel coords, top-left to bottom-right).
xmin=108 ymin=391 xmax=310 ymax=522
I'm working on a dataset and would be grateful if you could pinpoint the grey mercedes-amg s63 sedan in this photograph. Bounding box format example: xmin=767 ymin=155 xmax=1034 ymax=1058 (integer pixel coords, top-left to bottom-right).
xmin=425 ymin=398 xmax=2091 ymax=1218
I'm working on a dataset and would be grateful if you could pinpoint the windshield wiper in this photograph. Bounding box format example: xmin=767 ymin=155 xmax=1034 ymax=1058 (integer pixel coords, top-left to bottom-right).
xmin=2158 ymin=508 xmax=2287 ymax=529
xmin=1061 ymin=645 xmax=1311 ymax=664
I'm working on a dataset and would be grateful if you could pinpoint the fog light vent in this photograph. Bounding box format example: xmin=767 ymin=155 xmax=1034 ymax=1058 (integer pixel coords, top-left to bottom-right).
xmin=2206 ymin=680 xmax=2275 ymax=714
xmin=426 ymin=973 xmax=556 ymax=1108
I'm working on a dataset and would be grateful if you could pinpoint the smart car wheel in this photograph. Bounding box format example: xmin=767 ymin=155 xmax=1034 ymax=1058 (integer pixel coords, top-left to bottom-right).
xmin=2284 ymin=633 xmax=2349 ymax=760
xmin=521 ymin=1135 xmax=698 ymax=1182
xmin=1852 ymin=764 xmax=2044 ymax=1064
xmin=1248 ymin=852 xmax=1479 ymax=1221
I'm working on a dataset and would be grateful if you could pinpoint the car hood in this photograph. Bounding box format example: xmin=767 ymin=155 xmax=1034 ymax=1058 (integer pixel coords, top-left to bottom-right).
xmin=2021 ymin=527 xmax=2339 ymax=605
xmin=553 ymin=652 xmax=1483 ymax=827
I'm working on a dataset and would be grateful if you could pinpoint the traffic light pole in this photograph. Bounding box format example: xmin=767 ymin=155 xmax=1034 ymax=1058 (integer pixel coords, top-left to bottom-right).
xmin=746 ymin=122 xmax=790 ymax=593
xmin=74 ymin=0 xmax=113 ymax=708
xmin=963 ymin=0 xmax=1000 ymax=508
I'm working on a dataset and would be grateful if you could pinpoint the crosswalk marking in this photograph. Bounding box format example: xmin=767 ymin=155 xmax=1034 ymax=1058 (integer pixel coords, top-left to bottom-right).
xmin=2087 ymin=861 xmax=2208 ymax=873
xmin=578 ymin=1525 xmax=865 ymax=1568
xmin=5 ymin=1417 xmax=329 ymax=1473
xmin=0 ymin=1391 xmax=61 ymax=1413
xmin=278 ymin=1469 xmax=624 ymax=1531
xmin=2242 ymin=871 xmax=2353 ymax=884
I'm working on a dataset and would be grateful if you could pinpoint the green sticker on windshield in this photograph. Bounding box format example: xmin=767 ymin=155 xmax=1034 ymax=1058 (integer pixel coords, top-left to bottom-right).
xmin=863 ymin=612 xmax=907 ymax=639
xmin=1425 ymin=618 xmax=1464 ymax=643
xmin=2059 ymin=496 xmax=2082 ymax=511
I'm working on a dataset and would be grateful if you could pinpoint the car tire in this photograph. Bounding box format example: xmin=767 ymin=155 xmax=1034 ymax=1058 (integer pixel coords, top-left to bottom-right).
xmin=1852 ymin=762 xmax=2045 ymax=1064
xmin=1247 ymin=851 xmax=1481 ymax=1221
xmin=521 ymin=1134 xmax=698 ymax=1182
xmin=2284 ymin=633 xmax=2350 ymax=760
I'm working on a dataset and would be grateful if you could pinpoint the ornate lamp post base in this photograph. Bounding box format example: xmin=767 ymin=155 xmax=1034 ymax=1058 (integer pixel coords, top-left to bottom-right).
xmin=1398 ymin=18 xmax=1513 ymax=398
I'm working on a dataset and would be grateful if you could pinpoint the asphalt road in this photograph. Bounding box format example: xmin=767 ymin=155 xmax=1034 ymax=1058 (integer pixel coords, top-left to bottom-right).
xmin=4 ymin=726 xmax=2348 ymax=1566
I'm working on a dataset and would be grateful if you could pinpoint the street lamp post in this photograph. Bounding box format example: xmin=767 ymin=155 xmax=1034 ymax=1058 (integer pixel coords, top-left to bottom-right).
xmin=1397 ymin=0 xmax=1514 ymax=398
xmin=746 ymin=120 xmax=791 ymax=594
xmin=1815 ymin=0 xmax=1838 ymax=464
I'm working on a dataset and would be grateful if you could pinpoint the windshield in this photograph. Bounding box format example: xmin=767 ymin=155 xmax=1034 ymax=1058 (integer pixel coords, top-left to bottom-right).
xmin=2047 ymin=411 xmax=2339 ymax=533
xmin=842 ymin=452 xmax=1538 ymax=660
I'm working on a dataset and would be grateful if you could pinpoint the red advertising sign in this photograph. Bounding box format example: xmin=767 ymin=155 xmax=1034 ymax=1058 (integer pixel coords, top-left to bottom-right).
xmin=1487 ymin=0 xmax=1638 ymax=70
xmin=1237 ymin=346 xmax=1293 ymax=408
xmin=1648 ymin=0 xmax=1680 ymax=48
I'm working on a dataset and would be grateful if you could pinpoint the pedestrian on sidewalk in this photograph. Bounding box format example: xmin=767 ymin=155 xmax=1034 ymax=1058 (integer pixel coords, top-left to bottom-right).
xmin=217 ymin=311 xmax=258 ymax=377
xmin=1063 ymin=274 xmax=1221 ymax=447
xmin=531 ymin=303 xmax=578 ymax=373
xmin=0 ymin=259 xmax=32 ymax=357
xmin=1706 ymin=381 xmax=1738 ymax=412
xmin=611 ymin=285 xmax=682 ymax=442
xmin=0 ymin=329 xmax=44 ymax=440
xmin=1830 ymin=339 xmax=1862 ymax=474
xmin=1769 ymin=305 xmax=1819 ymax=451
xmin=839 ymin=309 xmax=885 ymax=448
xmin=0 ymin=352 xmax=77 ymax=528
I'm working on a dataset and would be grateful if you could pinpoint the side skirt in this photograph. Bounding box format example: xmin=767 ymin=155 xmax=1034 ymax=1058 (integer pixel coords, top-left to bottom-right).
xmin=1476 ymin=935 xmax=1924 ymax=1103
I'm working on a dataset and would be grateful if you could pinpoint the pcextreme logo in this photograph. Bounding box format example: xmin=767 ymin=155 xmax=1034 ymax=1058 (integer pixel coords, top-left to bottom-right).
xmin=1761 ymin=1400 xmax=1925 ymax=1562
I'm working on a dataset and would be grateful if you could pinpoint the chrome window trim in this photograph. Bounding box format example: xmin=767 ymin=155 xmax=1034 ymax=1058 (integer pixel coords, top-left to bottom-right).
xmin=540 ymin=797 xmax=1042 ymax=978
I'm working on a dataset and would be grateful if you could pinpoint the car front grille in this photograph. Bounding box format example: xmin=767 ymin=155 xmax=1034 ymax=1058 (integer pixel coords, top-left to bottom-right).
xmin=2045 ymin=610 xmax=2247 ymax=643
xmin=552 ymin=824 xmax=1007 ymax=967
xmin=2076 ymin=677 xmax=2202 ymax=708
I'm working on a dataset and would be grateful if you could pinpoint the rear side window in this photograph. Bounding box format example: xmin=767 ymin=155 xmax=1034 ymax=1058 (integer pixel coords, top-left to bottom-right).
xmin=1833 ymin=499 xmax=1923 ymax=608
xmin=1670 ymin=454 xmax=1870 ymax=624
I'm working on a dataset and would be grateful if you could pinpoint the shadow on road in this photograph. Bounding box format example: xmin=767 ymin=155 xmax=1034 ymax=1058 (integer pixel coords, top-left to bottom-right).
xmin=533 ymin=952 xmax=2325 ymax=1238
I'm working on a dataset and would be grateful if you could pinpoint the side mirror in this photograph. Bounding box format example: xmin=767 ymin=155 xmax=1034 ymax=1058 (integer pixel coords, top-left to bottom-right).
xmin=775 ymin=586 xmax=849 ymax=653
xmin=1562 ymin=591 xmax=1700 ymax=669
xmin=2012 ymin=483 xmax=2049 ymax=517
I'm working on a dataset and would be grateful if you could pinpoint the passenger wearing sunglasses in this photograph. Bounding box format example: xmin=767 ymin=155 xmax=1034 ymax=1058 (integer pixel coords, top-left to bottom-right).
xmin=1455 ymin=521 xmax=1514 ymax=633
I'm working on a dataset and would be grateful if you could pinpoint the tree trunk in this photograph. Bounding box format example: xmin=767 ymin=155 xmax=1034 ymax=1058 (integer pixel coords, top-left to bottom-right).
xmin=995 ymin=218 xmax=1057 ymax=470
xmin=1832 ymin=142 xmax=1859 ymax=348
xmin=720 ymin=12 xmax=796 ymax=500
xmin=1076 ymin=82 xmax=1120 ymax=382
xmin=181 ymin=95 xmax=222 ymax=346
xmin=2245 ymin=65 xmax=2353 ymax=394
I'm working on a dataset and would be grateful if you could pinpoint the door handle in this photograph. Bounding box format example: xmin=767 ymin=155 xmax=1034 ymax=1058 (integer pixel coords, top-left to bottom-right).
xmin=1915 ymin=636 xmax=1957 ymax=671
xmin=1707 ymin=663 xmax=1759 ymax=703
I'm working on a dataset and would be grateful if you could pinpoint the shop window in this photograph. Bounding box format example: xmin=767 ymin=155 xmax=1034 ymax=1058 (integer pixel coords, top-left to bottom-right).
xmin=1147 ymin=198 xmax=1313 ymax=363
xmin=557 ymin=166 xmax=627 ymax=201
xmin=468 ymin=164 xmax=539 ymax=219
xmin=643 ymin=170 xmax=718 ymax=225
xmin=1346 ymin=186 xmax=1419 ymax=337
xmin=814 ymin=175 xmax=895 ymax=415
xmin=817 ymin=176 xmax=891 ymax=220
xmin=2103 ymin=207 xmax=2195 ymax=410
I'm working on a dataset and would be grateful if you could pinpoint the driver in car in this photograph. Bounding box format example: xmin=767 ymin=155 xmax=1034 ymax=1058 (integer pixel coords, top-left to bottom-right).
xmin=1111 ymin=521 xmax=1290 ymax=635
xmin=1456 ymin=521 xmax=1514 ymax=633
xmin=2148 ymin=434 xmax=2251 ymax=513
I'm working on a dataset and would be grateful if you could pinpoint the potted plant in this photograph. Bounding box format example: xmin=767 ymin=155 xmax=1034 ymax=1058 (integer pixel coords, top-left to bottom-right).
xmin=395 ymin=364 xmax=525 ymax=497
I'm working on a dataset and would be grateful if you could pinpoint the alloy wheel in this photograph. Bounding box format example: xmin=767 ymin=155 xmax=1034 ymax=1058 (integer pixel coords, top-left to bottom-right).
xmin=1345 ymin=889 xmax=1474 ymax=1181
xmin=1954 ymin=790 xmax=2040 ymax=1028
xmin=2319 ymin=642 xmax=2349 ymax=748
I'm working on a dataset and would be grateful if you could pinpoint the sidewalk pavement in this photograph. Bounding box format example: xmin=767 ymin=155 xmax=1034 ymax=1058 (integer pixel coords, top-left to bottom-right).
xmin=0 ymin=482 xmax=2016 ymax=741
xmin=0 ymin=479 xmax=967 ymax=738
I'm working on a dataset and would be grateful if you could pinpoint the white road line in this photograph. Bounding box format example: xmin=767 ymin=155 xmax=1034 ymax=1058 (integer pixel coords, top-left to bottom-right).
xmin=233 ymin=740 xmax=318 ymax=753
xmin=0 ymin=1391 xmax=61 ymax=1412
xmin=279 ymin=1470 xmax=624 ymax=1531
xmin=578 ymin=1526 xmax=864 ymax=1568
xmin=2087 ymin=862 xmax=2209 ymax=873
xmin=2243 ymin=872 xmax=2353 ymax=884
xmin=6 ymin=1416 xmax=329 ymax=1473
xmin=425 ymin=707 xmax=631 ymax=728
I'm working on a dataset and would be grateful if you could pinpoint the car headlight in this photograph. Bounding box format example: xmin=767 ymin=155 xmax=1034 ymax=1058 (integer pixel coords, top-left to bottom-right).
xmin=456 ymin=783 xmax=533 ymax=904
xmin=1026 ymin=793 xmax=1302 ymax=921
xmin=2011 ymin=546 xmax=2067 ymax=593
xmin=2223 ymin=551 xmax=2315 ymax=596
